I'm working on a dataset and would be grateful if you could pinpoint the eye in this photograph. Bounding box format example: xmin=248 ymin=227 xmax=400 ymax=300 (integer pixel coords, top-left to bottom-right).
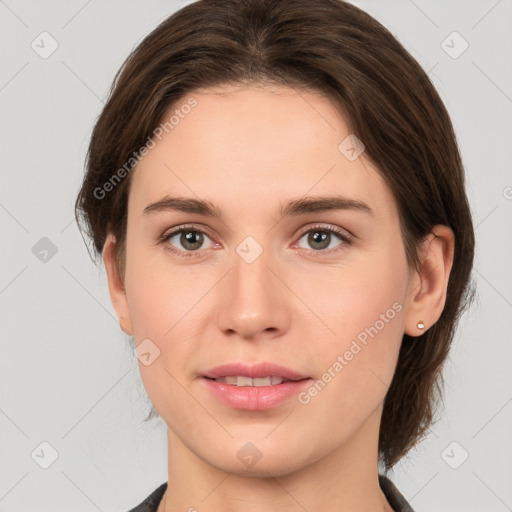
xmin=295 ymin=224 xmax=353 ymax=253
xmin=160 ymin=225 xmax=215 ymax=257
xmin=159 ymin=223 xmax=353 ymax=259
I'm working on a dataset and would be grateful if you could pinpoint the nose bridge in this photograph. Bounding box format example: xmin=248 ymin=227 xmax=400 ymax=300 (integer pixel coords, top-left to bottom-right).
xmin=215 ymin=237 xmax=290 ymax=338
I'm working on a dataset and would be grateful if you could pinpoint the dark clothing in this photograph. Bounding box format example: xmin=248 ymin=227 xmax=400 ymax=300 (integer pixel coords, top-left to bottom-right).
xmin=127 ymin=482 xmax=166 ymax=512
xmin=127 ymin=474 xmax=415 ymax=511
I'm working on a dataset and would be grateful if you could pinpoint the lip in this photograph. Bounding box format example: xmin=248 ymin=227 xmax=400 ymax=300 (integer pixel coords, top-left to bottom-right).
xmin=203 ymin=362 xmax=309 ymax=381
xmin=202 ymin=362 xmax=312 ymax=411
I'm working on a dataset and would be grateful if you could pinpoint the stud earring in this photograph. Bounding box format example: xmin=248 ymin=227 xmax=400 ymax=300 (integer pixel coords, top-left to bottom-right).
xmin=417 ymin=321 xmax=425 ymax=329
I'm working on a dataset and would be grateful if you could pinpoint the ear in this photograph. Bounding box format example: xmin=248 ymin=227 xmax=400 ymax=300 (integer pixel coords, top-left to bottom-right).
xmin=103 ymin=233 xmax=133 ymax=336
xmin=404 ymin=225 xmax=455 ymax=337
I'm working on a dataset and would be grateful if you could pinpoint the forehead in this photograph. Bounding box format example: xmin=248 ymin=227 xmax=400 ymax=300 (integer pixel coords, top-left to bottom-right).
xmin=129 ymin=84 xmax=397 ymax=224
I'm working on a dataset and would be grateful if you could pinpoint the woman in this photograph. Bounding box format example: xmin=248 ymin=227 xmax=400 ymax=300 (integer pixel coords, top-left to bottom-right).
xmin=75 ymin=0 xmax=476 ymax=510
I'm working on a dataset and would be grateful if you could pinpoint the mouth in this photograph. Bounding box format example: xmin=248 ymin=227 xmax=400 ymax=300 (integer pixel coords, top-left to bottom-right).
xmin=203 ymin=361 xmax=310 ymax=382
xmin=201 ymin=362 xmax=312 ymax=410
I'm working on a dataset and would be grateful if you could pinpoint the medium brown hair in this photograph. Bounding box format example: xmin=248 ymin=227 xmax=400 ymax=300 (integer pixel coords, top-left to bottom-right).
xmin=75 ymin=0 xmax=476 ymax=471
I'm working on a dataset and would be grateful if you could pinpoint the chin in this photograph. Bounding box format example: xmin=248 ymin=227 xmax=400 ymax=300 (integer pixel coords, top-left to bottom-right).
xmin=214 ymin=458 xmax=306 ymax=479
xmin=202 ymin=440 xmax=313 ymax=478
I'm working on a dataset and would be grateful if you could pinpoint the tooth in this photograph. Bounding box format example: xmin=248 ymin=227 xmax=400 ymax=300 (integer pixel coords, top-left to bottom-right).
xmin=236 ymin=376 xmax=253 ymax=386
xmin=253 ymin=377 xmax=272 ymax=386
xmin=213 ymin=375 xmax=286 ymax=386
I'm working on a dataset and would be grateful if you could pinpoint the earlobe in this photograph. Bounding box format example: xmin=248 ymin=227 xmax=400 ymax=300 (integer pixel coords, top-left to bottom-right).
xmin=404 ymin=225 xmax=455 ymax=337
xmin=103 ymin=233 xmax=133 ymax=336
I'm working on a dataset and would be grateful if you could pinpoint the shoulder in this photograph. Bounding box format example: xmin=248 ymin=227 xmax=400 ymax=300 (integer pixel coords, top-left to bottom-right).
xmin=379 ymin=474 xmax=416 ymax=512
xmin=126 ymin=482 xmax=167 ymax=512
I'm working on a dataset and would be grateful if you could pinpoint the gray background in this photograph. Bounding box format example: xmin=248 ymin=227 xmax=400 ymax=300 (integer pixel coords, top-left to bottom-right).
xmin=0 ymin=0 xmax=511 ymax=510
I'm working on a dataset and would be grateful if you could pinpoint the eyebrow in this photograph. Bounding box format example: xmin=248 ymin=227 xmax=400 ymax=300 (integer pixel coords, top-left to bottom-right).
xmin=142 ymin=194 xmax=374 ymax=219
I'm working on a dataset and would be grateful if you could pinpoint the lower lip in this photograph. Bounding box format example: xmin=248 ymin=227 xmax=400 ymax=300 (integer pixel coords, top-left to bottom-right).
xmin=203 ymin=378 xmax=313 ymax=410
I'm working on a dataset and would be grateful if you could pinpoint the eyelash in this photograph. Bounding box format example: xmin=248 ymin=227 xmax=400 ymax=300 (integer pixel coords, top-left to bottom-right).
xmin=158 ymin=223 xmax=354 ymax=259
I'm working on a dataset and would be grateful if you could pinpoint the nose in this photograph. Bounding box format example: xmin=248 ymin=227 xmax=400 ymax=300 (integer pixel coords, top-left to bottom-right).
xmin=215 ymin=245 xmax=291 ymax=341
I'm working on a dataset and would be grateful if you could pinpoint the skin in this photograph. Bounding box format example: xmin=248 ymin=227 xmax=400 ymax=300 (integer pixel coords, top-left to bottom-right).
xmin=103 ymin=83 xmax=455 ymax=512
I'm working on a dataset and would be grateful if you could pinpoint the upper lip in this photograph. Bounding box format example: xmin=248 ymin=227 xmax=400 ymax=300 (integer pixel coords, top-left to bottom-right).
xmin=203 ymin=362 xmax=310 ymax=381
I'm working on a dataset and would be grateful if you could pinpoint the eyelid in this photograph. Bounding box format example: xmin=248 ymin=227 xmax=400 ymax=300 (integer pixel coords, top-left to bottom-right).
xmin=295 ymin=222 xmax=354 ymax=242
xmin=159 ymin=223 xmax=216 ymax=242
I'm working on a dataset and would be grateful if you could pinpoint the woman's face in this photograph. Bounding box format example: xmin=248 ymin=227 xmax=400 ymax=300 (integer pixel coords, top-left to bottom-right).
xmin=109 ymin=84 xmax=419 ymax=475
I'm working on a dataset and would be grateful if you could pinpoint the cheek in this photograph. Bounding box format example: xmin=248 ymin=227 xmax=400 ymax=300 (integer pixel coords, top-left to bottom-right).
xmin=300 ymin=248 xmax=408 ymax=392
xmin=123 ymin=246 xmax=216 ymax=381
xmin=124 ymin=258 xmax=204 ymax=418
xmin=301 ymin=256 xmax=407 ymax=343
xmin=296 ymin=271 xmax=406 ymax=441
xmin=124 ymin=240 xmax=201 ymax=341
